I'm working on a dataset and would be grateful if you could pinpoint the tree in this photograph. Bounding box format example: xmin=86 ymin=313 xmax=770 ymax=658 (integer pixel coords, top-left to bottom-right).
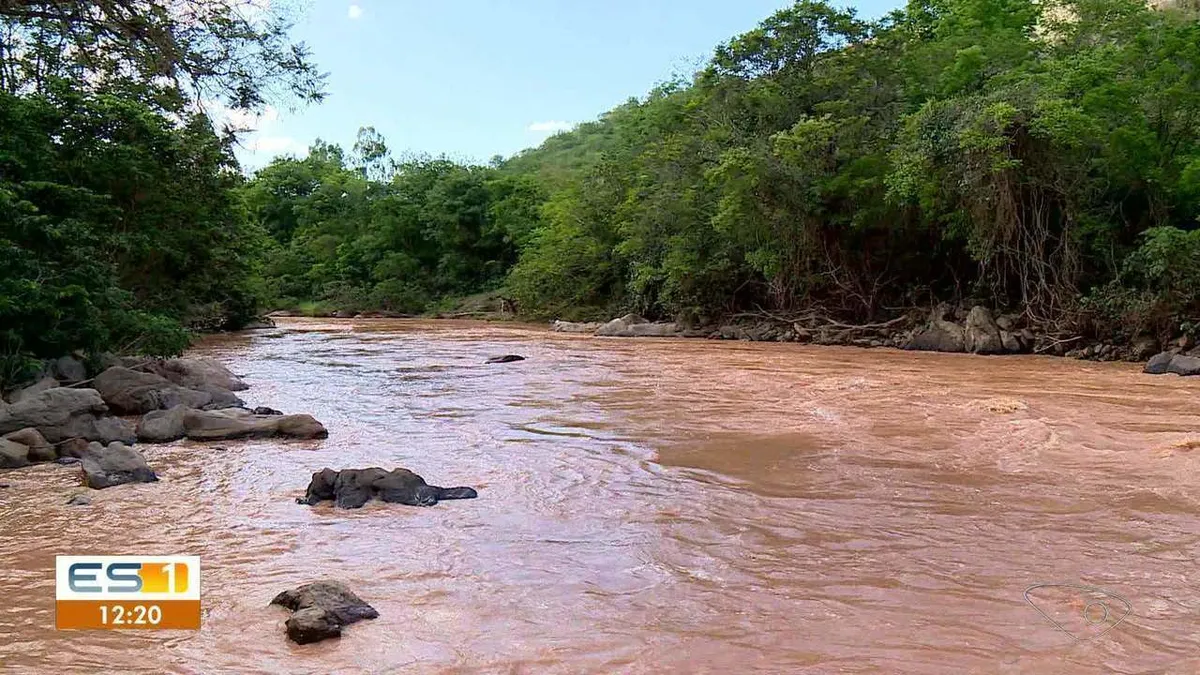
xmin=0 ymin=0 xmax=325 ymax=112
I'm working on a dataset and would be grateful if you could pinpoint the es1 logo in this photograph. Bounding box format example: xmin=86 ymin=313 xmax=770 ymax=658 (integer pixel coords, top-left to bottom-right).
xmin=56 ymin=556 xmax=201 ymax=630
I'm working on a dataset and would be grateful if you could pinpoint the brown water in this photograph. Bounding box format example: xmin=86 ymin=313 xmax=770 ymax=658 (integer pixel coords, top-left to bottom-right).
xmin=2 ymin=318 xmax=1200 ymax=674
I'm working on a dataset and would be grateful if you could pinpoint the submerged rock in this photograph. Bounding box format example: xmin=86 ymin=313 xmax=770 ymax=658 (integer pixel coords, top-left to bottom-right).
xmin=485 ymin=355 xmax=525 ymax=364
xmin=299 ymin=467 xmax=477 ymax=509
xmin=252 ymin=406 xmax=283 ymax=416
xmin=79 ymin=441 xmax=157 ymax=489
xmin=271 ymin=581 xmax=379 ymax=644
xmin=67 ymin=493 xmax=92 ymax=506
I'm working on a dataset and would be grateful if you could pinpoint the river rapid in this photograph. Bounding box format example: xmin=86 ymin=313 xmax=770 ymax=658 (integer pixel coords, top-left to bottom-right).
xmin=1 ymin=318 xmax=1199 ymax=674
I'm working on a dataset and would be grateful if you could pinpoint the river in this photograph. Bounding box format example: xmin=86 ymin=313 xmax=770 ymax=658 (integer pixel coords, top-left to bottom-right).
xmin=1 ymin=318 xmax=1199 ymax=673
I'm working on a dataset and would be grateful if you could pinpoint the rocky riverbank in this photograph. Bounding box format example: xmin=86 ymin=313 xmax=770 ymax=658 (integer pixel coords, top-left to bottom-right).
xmin=0 ymin=356 xmax=327 ymax=488
xmin=557 ymin=303 xmax=1192 ymax=368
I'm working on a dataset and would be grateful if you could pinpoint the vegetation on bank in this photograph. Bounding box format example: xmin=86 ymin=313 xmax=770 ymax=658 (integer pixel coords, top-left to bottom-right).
xmin=3 ymin=0 xmax=1200 ymax=387
xmin=248 ymin=0 xmax=1200 ymax=337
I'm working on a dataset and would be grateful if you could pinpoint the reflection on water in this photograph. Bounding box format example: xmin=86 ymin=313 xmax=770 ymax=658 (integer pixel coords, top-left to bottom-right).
xmin=2 ymin=318 xmax=1200 ymax=673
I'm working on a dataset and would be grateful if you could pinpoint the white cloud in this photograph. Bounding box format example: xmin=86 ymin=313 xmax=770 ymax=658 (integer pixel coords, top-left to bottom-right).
xmin=348 ymin=4 xmax=363 ymax=19
xmin=527 ymin=120 xmax=574 ymax=133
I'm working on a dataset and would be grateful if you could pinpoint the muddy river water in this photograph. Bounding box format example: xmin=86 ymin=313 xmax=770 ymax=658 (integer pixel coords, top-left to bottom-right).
xmin=2 ymin=318 xmax=1199 ymax=673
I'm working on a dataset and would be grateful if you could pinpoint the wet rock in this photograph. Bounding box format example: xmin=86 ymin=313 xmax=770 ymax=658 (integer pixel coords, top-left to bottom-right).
xmin=299 ymin=467 xmax=477 ymax=509
xmin=137 ymin=405 xmax=188 ymax=443
xmin=53 ymin=356 xmax=87 ymax=383
xmin=147 ymin=358 xmax=249 ymax=393
xmin=7 ymin=377 xmax=59 ymax=404
xmin=270 ymin=580 xmax=379 ymax=645
xmin=56 ymin=457 xmax=81 ymax=465
xmin=903 ymin=305 xmax=965 ymax=353
xmin=3 ymin=428 xmax=54 ymax=462
xmin=67 ymin=493 xmax=91 ymax=506
xmin=1168 ymin=354 xmax=1200 ymax=376
xmin=596 ymin=313 xmax=680 ymax=338
xmin=964 ymin=306 xmax=1004 ymax=354
xmin=333 ymin=310 xmax=355 ymax=319
xmin=0 ymin=439 xmax=30 ymax=469
xmin=93 ymin=367 xmax=211 ymax=415
xmin=1145 ymin=351 xmax=1176 ymax=374
xmin=181 ymin=408 xmax=327 ymax=441
xmin=79 ymin=441 xmax=157 ymax=489
xmin=252 ymin=406 xmax=283 ymax=416
xmin=551 ymin=320 xmax=601 ymax=334
xmin=485 ymin=355 xmax=525 ymax=364
xmin=1131 ymin=335 xmax=1160 ymax=361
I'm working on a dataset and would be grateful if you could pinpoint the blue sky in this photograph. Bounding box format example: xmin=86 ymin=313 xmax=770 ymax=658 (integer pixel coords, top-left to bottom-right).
xmin=233 ymin=0 xmax=902 ymax=170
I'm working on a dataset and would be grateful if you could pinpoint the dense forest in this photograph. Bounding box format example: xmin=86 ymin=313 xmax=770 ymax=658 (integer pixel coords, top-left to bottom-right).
xmin=3 ymin=0 xmax=1200 ymax=386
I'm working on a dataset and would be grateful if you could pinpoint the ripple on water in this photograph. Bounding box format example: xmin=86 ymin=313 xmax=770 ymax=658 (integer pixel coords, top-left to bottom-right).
xmin=1 ymin=318 xmax=1199 ymax=673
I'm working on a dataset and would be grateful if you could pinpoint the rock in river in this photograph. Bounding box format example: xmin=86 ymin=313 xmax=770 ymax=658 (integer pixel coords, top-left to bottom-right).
xmin=299 ymin=467 xmax=478 ymax=509
xmin=271 ymin=581 xmax=379 ymax=644
xmin=1144 ymin=351 xmax=1200 ymax=376
xmin=79 ymin=441 xmax=157 ymax=489
xmin=596 ymin=313 xmax=680 ymax=338
xmin=0 ymin=386 xmax=133 ymax=444
xmin=485 ymin=354 xmax=525 ymax=364
xmin=182 ymin=408 xmax=327 ymax=441
xmin=137 ymin=406 xmax=326 ymax=443
xmin=93 ymin=367 xmax=211 ymax=415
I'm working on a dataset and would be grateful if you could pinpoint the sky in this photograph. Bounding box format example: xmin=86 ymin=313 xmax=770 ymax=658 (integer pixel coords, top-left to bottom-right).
xmin=232 ymin=0 xmax=902 ymax=170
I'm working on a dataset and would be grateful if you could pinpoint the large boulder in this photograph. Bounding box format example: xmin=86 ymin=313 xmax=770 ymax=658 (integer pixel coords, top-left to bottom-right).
xmin=181 ymin=408 xmax=327 ymax=441
xmin=147 ymin=358 xmax=249 ymax=392
xmin=0 ymin=387 xmax=110 ymax=439
xmin=270 ymin=581 xmax=379 ymax=645
xmin=1144 ymin=352 xmax=1200 ymax=376
xmin=79 ymin=441 xmax=157 ymax=489
xmin=904 ymin=305 xmax=966 ymax=353
xmin=0 ymin=439 xmax=30 ymax=469
xmin=3 ymin=428 xmax=55 ymax=462
xmin=299 ymin=467 xmax=477 ymax=509
xmin=551 ymin=320 xmax=601 ymax=334
xmin=137 ymin=406 xmax=188 ymax=443
xmin=964 ymin=306 xmax=1005 ymax=354
xmin=596 ymin=313 xmax=680 ymax=338
xmin=93 ymin=367 xmax=211 ymax=415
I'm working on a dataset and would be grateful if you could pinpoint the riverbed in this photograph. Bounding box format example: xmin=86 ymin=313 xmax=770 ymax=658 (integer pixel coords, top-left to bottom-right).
xmin=1 ymin=318 xmax=1199 ymax=673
